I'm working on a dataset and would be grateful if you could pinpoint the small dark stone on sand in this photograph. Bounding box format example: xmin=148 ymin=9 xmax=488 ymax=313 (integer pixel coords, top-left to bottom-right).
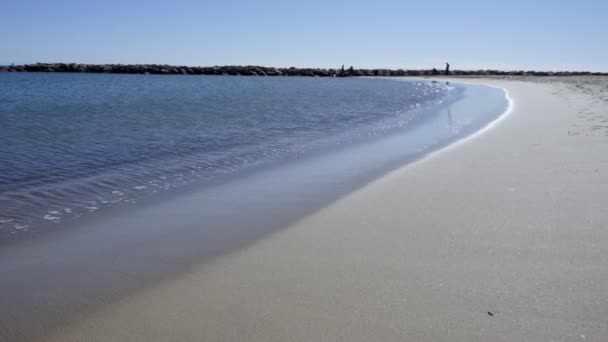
xmin=487 ymin=312 xmax=494 ymax=316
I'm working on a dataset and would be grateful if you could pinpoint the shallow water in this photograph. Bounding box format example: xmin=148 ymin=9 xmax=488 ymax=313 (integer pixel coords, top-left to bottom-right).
xmin=0 ymin=76 xmax=509 ymax=340
xmin=1 ymin=74 xmax=460 ymax=238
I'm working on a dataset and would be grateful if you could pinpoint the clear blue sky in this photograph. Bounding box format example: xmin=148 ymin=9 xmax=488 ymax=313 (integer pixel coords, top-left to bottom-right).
xmin=2 ymin=0 xmax=607 ymax=71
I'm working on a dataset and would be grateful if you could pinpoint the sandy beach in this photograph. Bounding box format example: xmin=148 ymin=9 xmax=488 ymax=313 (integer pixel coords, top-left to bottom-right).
xmin=33 ymin=77 xmax=608 ymax=341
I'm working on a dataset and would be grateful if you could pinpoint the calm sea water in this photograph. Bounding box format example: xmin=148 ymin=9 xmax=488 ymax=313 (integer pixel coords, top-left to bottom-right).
xmin=0 ymin=73 xmax=467 ymax=238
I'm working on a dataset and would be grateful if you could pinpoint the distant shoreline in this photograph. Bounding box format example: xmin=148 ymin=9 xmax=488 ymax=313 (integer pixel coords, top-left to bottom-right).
xmin=2 ymin=63 xmax=607 ymax=77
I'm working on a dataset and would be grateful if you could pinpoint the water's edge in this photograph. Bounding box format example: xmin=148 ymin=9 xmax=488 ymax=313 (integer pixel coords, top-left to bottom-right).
xmin=0 ymin=81 xmax=509 ymax=341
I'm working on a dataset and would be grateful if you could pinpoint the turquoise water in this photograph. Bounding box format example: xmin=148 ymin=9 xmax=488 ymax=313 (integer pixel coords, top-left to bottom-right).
xmin=0 ymin=74 xmax=506 ymax=240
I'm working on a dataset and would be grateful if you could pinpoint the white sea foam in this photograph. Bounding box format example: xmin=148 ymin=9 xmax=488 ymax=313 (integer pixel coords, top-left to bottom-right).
xmin=43 ymin=214 xmax=60 ymax=221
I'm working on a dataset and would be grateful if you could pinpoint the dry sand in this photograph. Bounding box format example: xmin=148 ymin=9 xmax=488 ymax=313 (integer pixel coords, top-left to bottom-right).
xmin=44 ymin=77 xmax=608 ymax=341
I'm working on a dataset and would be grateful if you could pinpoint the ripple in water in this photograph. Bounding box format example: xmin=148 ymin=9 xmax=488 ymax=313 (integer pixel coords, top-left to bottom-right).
xmin=0 ymin=74 xmax=458 ymax=237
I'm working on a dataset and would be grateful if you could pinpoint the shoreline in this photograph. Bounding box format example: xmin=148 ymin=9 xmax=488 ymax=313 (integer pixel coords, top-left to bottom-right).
xmin=393 ymin=78 xmax=515 ymax=161
xmin=0 ymin=80 xmax=508 ymax=341
xmin=1 ymin=78 xmax=503 ymax=244
xmin=41 ymin=77 xmax=608 ymax=341
xmin=0 ymin=77 xmax=479 ymax=243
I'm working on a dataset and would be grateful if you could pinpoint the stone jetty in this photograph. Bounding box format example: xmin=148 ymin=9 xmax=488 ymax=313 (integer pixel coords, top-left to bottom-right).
xmin=3 ymin=63 xmax=607 ymax=77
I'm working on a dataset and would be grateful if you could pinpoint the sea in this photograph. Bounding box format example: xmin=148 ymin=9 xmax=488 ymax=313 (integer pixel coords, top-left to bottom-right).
xmin=0 ymin=73 xmax=508 ymax=241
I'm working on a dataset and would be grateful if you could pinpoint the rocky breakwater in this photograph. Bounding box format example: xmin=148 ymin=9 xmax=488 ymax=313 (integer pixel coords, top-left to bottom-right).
xmin=5 ymin=64 xmax=352 ymax=76
xmin=3 ymin=63 xmax=608 ymax=77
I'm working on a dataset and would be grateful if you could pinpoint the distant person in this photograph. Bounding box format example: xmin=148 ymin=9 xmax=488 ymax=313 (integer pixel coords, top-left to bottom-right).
xmin=445 ymin=62 xmax=450 ymax=75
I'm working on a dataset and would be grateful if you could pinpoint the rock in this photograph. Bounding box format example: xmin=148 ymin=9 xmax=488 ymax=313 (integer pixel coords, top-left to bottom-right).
xmin=253 ymin=68 xmax=267 ymax=76
xmin=5 ymin=63 xmax=604 ymax=78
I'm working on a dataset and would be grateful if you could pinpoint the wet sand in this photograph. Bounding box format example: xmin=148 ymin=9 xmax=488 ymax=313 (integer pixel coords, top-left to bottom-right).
xmin=27 ymin=77 xmax=608 ymax=341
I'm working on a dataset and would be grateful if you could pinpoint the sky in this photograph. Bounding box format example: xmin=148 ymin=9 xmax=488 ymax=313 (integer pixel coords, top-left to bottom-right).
xmin=2 ymin=0 xmax=607 ymax=71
